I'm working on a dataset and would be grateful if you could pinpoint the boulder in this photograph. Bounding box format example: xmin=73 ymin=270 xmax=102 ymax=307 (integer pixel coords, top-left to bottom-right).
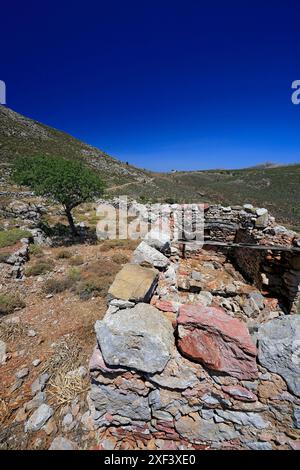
xmin=132 ymin=241 xmax=170 ymax=269
xmin=95 ymin=303 xmax=174 ymax=374
xmin=177 ymin=304 xmax=258 ymax=379
xmin=257 ymin=315 xmax=300 ymax=397
xmin=144 ymin=228 xmax=171 ymax=253
xmin=108 ymin=263 xmax=158 ymax=302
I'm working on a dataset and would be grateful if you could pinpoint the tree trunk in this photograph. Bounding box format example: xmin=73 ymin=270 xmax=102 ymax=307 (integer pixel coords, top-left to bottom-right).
xmin=65 ymin=208 xmax=78 ymax=236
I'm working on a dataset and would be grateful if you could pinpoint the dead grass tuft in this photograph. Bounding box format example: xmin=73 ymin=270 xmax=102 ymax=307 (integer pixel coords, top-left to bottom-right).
xmin=47 ymin=370 xmax=89 ymax=408
xmin=0 ymin=321 xmax=27 ymax=341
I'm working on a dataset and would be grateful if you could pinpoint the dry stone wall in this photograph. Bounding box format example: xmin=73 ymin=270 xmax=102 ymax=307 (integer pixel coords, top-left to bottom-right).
xmin=88 ymin=203 xmax=300 ymax=450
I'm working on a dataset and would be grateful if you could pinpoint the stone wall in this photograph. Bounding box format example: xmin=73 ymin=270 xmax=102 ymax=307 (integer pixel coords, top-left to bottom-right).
xmin=88 ymin=204 xmax=300 ymax=450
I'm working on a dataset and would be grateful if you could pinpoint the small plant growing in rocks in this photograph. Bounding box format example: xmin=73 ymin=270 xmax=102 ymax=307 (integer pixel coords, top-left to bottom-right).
xmin=25 ymin=259 xmax=54 ymax=276
xmin=0 ymin=293 xmax=25 ymax=315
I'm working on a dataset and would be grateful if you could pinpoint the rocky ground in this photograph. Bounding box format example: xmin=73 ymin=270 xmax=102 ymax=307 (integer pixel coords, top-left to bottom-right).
xmin=1 ymin=196 xmax=300 ymax=450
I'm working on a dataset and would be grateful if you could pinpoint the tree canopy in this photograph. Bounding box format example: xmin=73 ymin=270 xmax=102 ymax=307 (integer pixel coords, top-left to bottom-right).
xmin=12 ymin=155 xmax=105 ymax=234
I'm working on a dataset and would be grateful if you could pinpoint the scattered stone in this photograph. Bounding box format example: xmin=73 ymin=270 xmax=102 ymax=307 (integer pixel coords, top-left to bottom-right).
xmin=293 ymin=406 xmax=300 ymax=429
xmin=43 ymin=418 xmax=57 ymax=435
xmin=132 ymin=241 xmax=170 ymax=269
xmin=25 ymin=392 xmax=46 ymax=411
xmin=62 ymin=413 xmax=73 ymax=427
xmin=32 ymin=359 xmax=41 ymax=367
xmin=258 ymin=315 xmax=300 ymax=397
xmin=28 ymin=329 xmax=37 ymax=337
xmin=108 ymin=263 xmax=158 ymax=302
xmin=95 ymin=303 xmax=174 ymax=374
xmin=177 ymin=304 xmax=258 ymax=379
xmin=31 ymin=373 xmax=50 ymax=395
xmin=49 ymin=436 xmax=77 ymax=450
xmin=25 ymin=404 xmax=53 ymax=432
xmin=16 ymin=367 xmax=29 ymax=379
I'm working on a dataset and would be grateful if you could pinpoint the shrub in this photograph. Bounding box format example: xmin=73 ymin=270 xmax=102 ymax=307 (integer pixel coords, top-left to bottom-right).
xmin=0 ymin=294 xmax=25 ymax=315
xmin=43 ymin=277 xmax=73 ymax=294
xmin=0 ymin=229 xmax=31 ymax=248
xmin=75 ymin=260 xmax=119 ymax=300
xmin=69 ymin=255 xmax=84 ymax=266
xmin=29 ymin=244 xmax=44 ymax=257
xmin=25 ymin=259 xmax=54 ymax=276
xmin=111 ymin=253 xmax=129 ymax=264
xmin=56 ymin=249 xmax=72 ymax=259
xmin=68 ymin=267 xmax=81 ymax=282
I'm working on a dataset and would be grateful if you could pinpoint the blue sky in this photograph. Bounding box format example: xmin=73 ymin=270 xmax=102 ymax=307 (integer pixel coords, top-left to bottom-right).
xmin=1 ymin=0 xmax=300 ymax=171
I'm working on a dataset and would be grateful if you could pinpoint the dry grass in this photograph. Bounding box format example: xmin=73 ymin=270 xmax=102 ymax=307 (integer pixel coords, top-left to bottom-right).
xmin=69 ymin=255 xmax=84 ymax=266
xmin=55 ymin=249 xmax=72 ymax=259
xmin=47 ymin=370 xmax=89 ymax=408
xmin=99 ymin=239 xmax=138 ymax=252
xmin=0 ymin=321 xmax=27 ymax=341
xmin=0 ymin=399 xmax=9 ymax=425
xmin=111 ymin=253 xmax=129 ymax=264
xmin=75 ymin=259 xmax=119 ymax=300
xmin=41 ymin=336 xmax=81 ymax=377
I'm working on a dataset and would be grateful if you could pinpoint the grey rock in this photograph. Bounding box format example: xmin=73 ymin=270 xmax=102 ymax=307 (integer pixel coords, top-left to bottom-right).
xmin=90 ymin=383 xmax=151 ymax=422
xmin=25 ymin=404 xmax=53 ymax=432
xmin=175 ymin=414 xmax=239 ymax=442
xmin=256 ymin=208 xmax=268 ymax=217
xmin=246 ymin=441 xmax=272 ymax=450
xmin=144 ymin=228 xmax=170 ymax=253
xmin=31 ymin=373 xmax=50 ymax=395
xmin=191 ymin=270 xmax=203 ymax=281
xmin=293 ymin=406 xmax=300 ymax=429
xmin=16 ymin=367 xmax=29 ymax=379
xmin=109 ymin=299 xmax=135 ymax=309
xmin=0 ymin=340 xmax=6 ymax=364
xmin=32 ymin=359 xmax=41 ymax=367
xmin=215 ymin=410 xmax=270 ymax=429
xmin=132 ymin=241 xmax=170 ymax=269
xmin=25 ymin=392 xmax=46 ymax=411
xmin=62 ymin=413 xmax=73 ymax=427
xmin=95 ymin=303 xmax=174 ymax=374
xmin=28 ymin=329 xmax=37 ymax=337
xmin=257 ymin=315 xmax=300 ymax=397
xmin=49 ymin=436 xmax=77 ymax=450
xmin=147 ymin=349 xmax=199 ymax=390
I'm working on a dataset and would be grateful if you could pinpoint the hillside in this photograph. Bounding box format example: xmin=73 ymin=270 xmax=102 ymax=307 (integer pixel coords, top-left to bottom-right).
xmin=0 ymin=106 xmax=151 ymax=187
xmin=1 ymin=105 xmax=300 ymax=229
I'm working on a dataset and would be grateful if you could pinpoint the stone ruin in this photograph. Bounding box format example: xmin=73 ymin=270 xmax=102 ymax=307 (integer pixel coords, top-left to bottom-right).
xmin=88 ymin=203 xmax=300 ymax=450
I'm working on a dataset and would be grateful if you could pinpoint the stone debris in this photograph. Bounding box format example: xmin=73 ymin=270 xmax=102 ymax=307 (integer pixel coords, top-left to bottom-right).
xmin=132 ymin=241 xmax=170 ymax=269
xmin=49 ymin=436 xmax=77 ymax=450
xmin=25 ymin=404 xmax=53 ymax=432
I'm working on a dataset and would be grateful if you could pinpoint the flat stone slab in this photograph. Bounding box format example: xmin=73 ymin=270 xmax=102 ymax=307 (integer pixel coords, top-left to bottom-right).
xmin=95 ymin=303 xmax=174 ymax=374
xmin=108 ymin=263 xmax=158 ymax=302
xmin=258 ymin=315 xmax=300 ymax=397
xmin=132 ymin=241 xmax=170 ymax=269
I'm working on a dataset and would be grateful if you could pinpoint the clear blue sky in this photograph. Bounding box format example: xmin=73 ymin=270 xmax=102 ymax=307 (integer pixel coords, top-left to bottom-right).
xmin=1 ymin=0 xmax=300 ymax=171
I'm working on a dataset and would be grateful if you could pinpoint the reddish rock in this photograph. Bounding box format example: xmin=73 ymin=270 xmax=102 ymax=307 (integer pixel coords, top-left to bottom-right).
xmin=177 ymin=304 xmax=258 ymax=379
xmin=155 ymin=299 xmax=178 ymax=313
xmin=222 ymin=385 xmax=257 ymax=402
xmin=89 ymin=345 xmax=126 ymax=374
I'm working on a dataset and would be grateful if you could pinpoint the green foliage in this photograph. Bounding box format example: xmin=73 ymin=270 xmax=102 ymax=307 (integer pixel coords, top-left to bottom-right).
xmin=0 ymin=228 xmax=31 ymax=248
xmin=29 ymin=244 xmax=44 ymax=257
xmin=12 ymin=155 xmax=105 ymax=210
xmin=0 ymin=294 xmax=25 ymax=315
xmin=68 ymin=267 xmax=81 ymax=282
xmin=12 ymin=155 xmax=105 ymax=234
xmin=25 ymin=259 xmax=54 ymax=276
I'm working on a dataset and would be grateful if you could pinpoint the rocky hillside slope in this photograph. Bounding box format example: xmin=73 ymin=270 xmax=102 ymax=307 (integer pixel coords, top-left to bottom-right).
xmin=1 ymin=105 xmax=300 ymax=229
